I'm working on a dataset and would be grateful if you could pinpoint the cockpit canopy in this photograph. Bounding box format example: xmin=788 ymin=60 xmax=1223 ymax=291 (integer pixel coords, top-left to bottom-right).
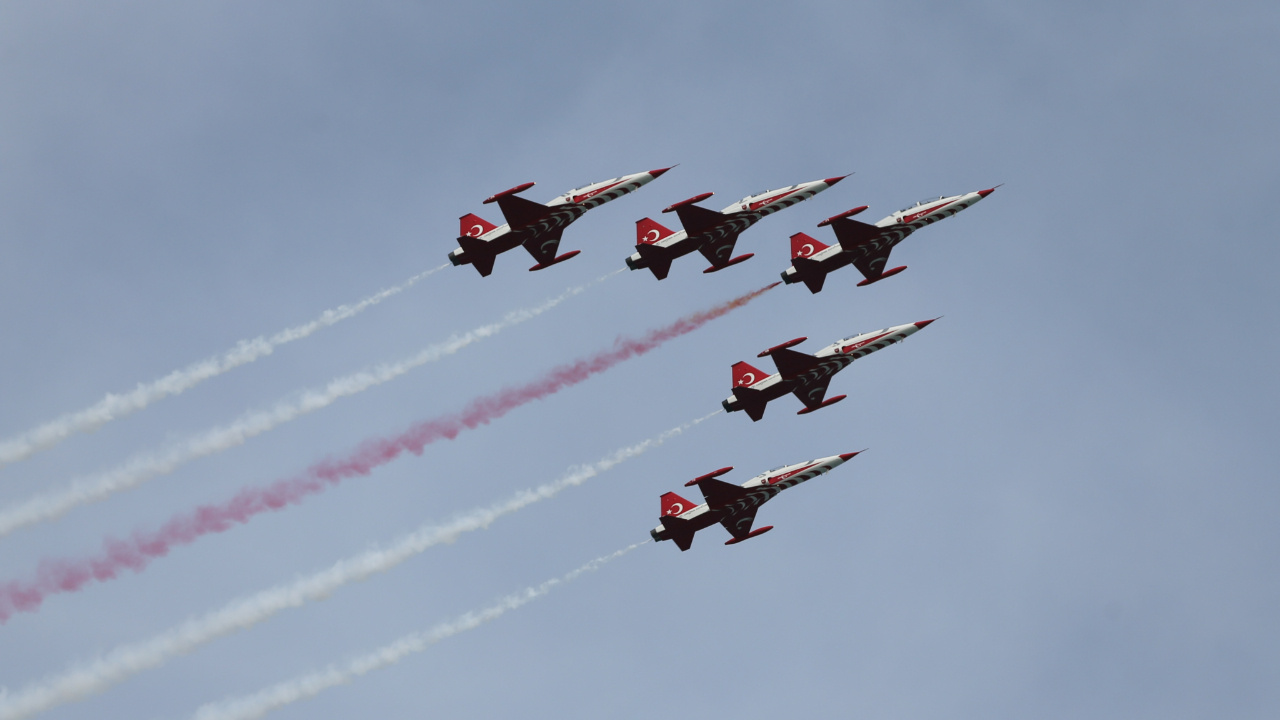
xmin=899 ymin=195 xmax=950 ymax=213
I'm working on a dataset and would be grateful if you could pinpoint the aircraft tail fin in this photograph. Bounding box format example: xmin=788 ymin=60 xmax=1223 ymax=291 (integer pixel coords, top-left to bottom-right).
xmin=790 ymin=232 xmax=830 ymax=259
xmin=636 ymin=217 xmax=675 ymax=244
xmin=460 ymin=213 xmax=498 ymax=238
xmin=660 ymin=491 xmax=696 ymax=517
xmin=731 ymin=360 xmax=767 ymax=389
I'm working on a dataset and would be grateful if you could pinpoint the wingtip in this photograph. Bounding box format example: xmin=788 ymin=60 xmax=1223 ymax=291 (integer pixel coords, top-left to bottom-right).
xmin=824 ymin=174 xmax=852 ymax=186
xmin=649 ymin=165 xmax=677 ymax=178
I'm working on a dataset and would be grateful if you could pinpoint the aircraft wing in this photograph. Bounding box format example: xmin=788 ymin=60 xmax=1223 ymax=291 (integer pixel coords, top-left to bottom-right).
xmin=719 ymin=505 xmax=760 ymax=540
xmin=769 ymin=347 xmax=822 ymax=381
xmin=697 ymin=229 xmax=743 ymax=268
xmin=673 ymin=203 xmax=725 ymax=235
xmin=791 ymin=375 xmax=833 ymax=410
xmin=521 ymin=227 xmax=566 ymax=265
xmin=694 ymin=476 xmax=751 ymax=510
xmin=831 ymin=218 xmax=905 ymax=281
xmin=494 ymin=193 xmax=552 ymax=229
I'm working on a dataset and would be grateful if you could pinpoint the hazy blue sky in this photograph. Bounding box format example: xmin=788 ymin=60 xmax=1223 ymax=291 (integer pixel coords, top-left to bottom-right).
xmin=2 ymin=2 xmax=1277 ymax=718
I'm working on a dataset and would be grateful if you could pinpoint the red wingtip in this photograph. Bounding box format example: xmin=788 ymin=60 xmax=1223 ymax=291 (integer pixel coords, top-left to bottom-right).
xmin=914 ymin=317 xmax=940 ymax=329
xmin=977 ymin=186 xmax=998 ymax=197
xmin=649 ymin=166 xmax=675 ymax=178
xmin=838 ymin=452 xmax=861 ymax=461
xmin=823 ymin=175 xmax=850 ymax=186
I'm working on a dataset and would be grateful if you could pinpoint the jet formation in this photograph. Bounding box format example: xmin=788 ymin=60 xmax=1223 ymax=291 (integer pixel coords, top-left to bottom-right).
xmin=443 ymin=168 xmax=995 ymax=551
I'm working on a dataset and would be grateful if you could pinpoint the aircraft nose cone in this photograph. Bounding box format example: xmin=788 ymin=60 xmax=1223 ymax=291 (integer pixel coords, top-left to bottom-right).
xmin=977 ymin=187 xmax=997 ymax=197
xmin=649 ymin=166 xmax=675 ymax=178
xmin=914 ymin=317 xmax=940 ymax=329
xmin=823 ymin=175 xmax=850 ymax=187
xmin=838 ymin=452 xmax=861 ymax=461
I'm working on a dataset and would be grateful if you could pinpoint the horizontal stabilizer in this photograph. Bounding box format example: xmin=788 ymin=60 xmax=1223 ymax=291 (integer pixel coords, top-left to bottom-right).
xmin=787 ymin=256 xmax=828 ymax=294
xmin=659 ymin=515 xmax=696 ymax=551
xmin=456 ymin=235 xmax=497 ymax=277
xmin=731 ymin=385 xmax=768 ymax=422
xmin=634 ymin=243 xmax=674 ymax=280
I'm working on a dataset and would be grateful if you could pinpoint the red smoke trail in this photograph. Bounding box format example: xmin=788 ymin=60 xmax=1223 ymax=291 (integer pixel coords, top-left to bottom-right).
xmin=0 ymin=283 xmax=776 ymax=623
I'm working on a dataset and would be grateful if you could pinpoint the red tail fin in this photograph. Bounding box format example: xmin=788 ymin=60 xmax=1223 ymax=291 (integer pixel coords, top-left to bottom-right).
xmin=660 ymin=491 xmax=696 ymax=517
xmin=636 ymin=217 xmax=675 ymax=245
xmin=731 ymin=361 xmax=767 ymax=388
xmin=460 ymin=213 xmax=498 ymax=238
xmin=790 ymin=232 xmax=829 ymax=259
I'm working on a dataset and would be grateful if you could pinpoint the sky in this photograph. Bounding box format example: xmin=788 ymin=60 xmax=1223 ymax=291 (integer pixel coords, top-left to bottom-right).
xmin=1 ymin=1 xmax=1278 ymax=718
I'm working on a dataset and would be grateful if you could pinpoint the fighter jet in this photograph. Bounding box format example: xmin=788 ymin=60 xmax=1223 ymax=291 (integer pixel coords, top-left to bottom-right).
xmin=781 ymin=187 xmax=997 ymax=293
xmin=448 ymin=168 xmax=672 ymax=276
xmin=625 ymin=176 xmax=847 ymax=280
xmin=723 ymin=320 xmax=937 ymax=421
xmin=650 ymin=452 xmax=860 ymax=551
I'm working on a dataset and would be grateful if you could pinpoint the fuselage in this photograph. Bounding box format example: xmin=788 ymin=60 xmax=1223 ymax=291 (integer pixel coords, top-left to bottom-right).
xmin=449 ymin=169 xmax=666 ymax=267
xmin=627 ymin=177 xmax=843 ymax=269
xmin=722 ymin=320 xmax=934 ymax=414
xmin=780 ymin=188 xmax=991 ymax=284
xmin=649 ymin=454 xmax=853 ymax=544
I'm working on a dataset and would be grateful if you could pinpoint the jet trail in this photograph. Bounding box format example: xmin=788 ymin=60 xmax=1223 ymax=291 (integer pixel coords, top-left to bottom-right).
xmin=0 ymin=415 xmax=712 ymax=720
xmin=0 ymin=265 xmax=448 ymax=469
xmin=0 ymin=283 xmax=772 ymax=623
xmin=0 ymin=273 xmax=613 ymax=538
xmin=190 ymin=543 xmax=643 ymax=720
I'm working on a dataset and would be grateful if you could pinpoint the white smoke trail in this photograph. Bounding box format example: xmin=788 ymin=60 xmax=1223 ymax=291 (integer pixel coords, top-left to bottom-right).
xmin=0 ymin=272 xmax=620 ymax=538
xmin=190 ymin=543 xmax=643 ymax=720
xmin=0 ymin=413 xmax=707 ymax=720
xmin=0 ymin=265 xmax=448 ymax=468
